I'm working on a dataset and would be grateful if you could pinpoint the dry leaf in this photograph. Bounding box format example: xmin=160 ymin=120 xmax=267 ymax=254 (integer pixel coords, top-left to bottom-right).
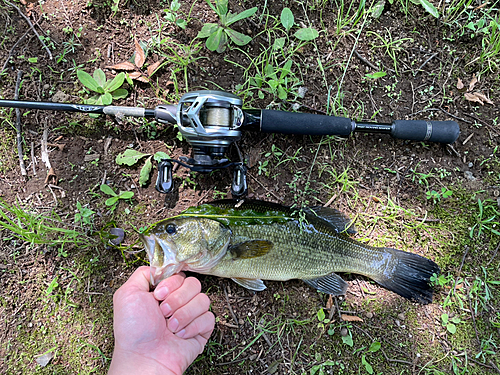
xmin=326 ymin=295 xmax=333 ymax=309
xmin=341 ymin=314 xmax=363 ymax=322
xmin=105 ymin=61 xmax=136 ymax=71
xmin=136 ymin=75 xmax=150 ymax=83
xmin=456 ymin=77 xmax=464 ymax=90
xmin=468 ymin=74 xmax=478 ymax=91
xmin=134 ymin=38 xmax=146 ymax=68
xmin=464 ymin=92 xmax=484 ymax=105
xmin=147 ymin=60 xmax=163 ymax=77
xmin=472 ymin=92 xmax=494 ymax=105
xmin=128 ymin=72 xmax=142 ymax=79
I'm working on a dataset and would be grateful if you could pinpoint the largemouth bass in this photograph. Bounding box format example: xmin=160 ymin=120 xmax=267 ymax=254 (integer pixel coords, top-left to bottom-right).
xmin=141 ymin=200 xmax=439 ymax=304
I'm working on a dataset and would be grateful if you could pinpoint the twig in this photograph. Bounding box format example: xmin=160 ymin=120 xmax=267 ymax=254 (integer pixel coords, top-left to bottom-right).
xmin=438 ymin=107 xmax=473 ymax=124
xmin=467 ymin=290 xmax=480 ymax=347
xmin=452 ymin=246 xmax=468 ymax=296
xmin=14 ymin=70 xmax=27 ymax=177
xmin=1 ymin=28 xmax=30 ymax=75
xmin=223 ymin=285 xmax=240 ymax=328
xmin=5 ymin=1 xmax=53 ymax=60
xmin=415 ymin=52 xmax=439 ymax=75
xmin=486 ymin=242 xmax=500 ymax=267
xmin=30 ymin=141 xmax=37 ymax=176
xmin=248 ymin=173 xmax=284 ymax=202
xmin=353 ymin=49 xmax=379 ymax=70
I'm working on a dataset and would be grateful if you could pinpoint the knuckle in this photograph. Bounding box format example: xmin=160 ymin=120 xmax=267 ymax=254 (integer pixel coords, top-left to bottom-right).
xmin=185 ymin=277 xmax=202 ymax=292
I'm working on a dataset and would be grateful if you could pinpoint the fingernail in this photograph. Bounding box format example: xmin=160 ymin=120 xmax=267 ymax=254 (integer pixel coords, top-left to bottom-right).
xmin=169 ymin=318 xmax=179 ymax=332
xmin=175 ymin=329 xmax=186 ymax=338
xmin=154 ymin=286 xmax=168 ymax=300
xmin=161 ymin=303 xmax=171 ymax=316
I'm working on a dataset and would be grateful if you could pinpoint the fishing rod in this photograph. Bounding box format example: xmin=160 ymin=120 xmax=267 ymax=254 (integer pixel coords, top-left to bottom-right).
xmin=0 ymin=90 xmax=460 ymax=197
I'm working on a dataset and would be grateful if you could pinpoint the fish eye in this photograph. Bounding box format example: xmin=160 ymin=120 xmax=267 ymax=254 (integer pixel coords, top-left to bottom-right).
xmin=166 ymin=224 xmax=177 ymax=235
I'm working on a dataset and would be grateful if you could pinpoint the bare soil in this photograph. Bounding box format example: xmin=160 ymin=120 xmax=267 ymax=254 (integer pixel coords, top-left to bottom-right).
xmin=0 ymin=0 xmax=499 ymax=374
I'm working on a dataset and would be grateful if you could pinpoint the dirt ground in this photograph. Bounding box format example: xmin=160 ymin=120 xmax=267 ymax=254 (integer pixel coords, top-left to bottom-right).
xmin=0 ymin=0 xmax=499 ymax=374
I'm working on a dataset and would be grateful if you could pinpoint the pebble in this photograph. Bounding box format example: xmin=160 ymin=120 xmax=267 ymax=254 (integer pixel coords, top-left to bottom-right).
xmin=43 ymin=84 xmax=50 ymax=90
xmin=468 ymin=162 xmax=473 ymax=168
xmin=365 ymin=312 xmax=373 ymax=319
xmin=340 ymin=328 xmax=348 ymax=337
xmin=464 ymin=171 xmax=476 ymax=181
xmin=397 ymin=313 xmax=405 ymax=321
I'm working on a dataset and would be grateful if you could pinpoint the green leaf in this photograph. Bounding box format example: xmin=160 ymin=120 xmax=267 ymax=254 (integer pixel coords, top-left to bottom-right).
xmin=118 ymin=191 xmax=134 ymax=199
xmin=446 ymin=323 xmax=457 ymax=334
xmin=341 ymin=334 xmax=353 ymax=347
xmin=139 ymin=157 xmax=153 ymax=186
xmin=294 ymin=27 xmax=319 ymax=41
xmin=317 ymin=308 xmax=325 ymax=321
xmin=225 ymin=28 xmax=252 ymax=46
xmin=371 ymin=0 xmax=385 ymax=19
xmin=216 ymin=30 xmax=228 ymax=53
xmin=273 ymin=37 xmax=286 ymax=50
xmin=111 ymin=88 xmax=128 ymax=100
xmin=277 ymin=85 xmax=287 ymax=100
xmin=125 ymin=73 xmax=134 ymax=86
xmin=105 ymin=196 xmax=119 ymax=206
xmin=115 ymin=149 xmax=150 ymax=166
xmin=77 ymin=70 xmax=100 ymax=92
xmin=280 ymin=59 xmax=293 ymax=80
xmin=102 ymin=92 xmax=112 ymax=105
xmin=106 ymin=72 xmax=125 ymax=92
xmin=100 ymin=184 xmax=117 ymax=196
xmin=362 ymin=355 xmax=374 ymax=374
xmin=176 ymin=19 xmax=187 ymax=29
xmin=215 ymin=0 xmax=228 ymax=17
xmin=280 ymin=7 xmax=294 ymax=31
xmin=441 ymin=313 xmax=449 ymax=325
xmin=206 ymin=27 xmax=225 ymax=51
xmin=225 ymin=7 xmax=258 ymax=26
xmin=368 ymin=341 xmax=381 ymax=353
xmin=419 ymin=0 xmax=439 ymax=18
xmin=93 ymin=69 xmax=106 ymax=88
xmin=197 ymin=23 xmax=219 ymax=38
xmin=154 ymin=151 xmax=169 ymax=162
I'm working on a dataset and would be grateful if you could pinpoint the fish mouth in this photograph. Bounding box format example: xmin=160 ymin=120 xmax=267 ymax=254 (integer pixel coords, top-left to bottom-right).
xmin=140 ymin=233 xmax=183 ymax=286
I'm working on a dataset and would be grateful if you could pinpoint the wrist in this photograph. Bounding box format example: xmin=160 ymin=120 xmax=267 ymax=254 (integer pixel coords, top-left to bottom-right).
xmin=108 ymin=347 xmax=178 ymax=375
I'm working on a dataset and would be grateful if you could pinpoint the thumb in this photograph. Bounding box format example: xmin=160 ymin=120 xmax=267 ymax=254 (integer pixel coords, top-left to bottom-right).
xmin=119 ymin=266 xmax=152 ymax=293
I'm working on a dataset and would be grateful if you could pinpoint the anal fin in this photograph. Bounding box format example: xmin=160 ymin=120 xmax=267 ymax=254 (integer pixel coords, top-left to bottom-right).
xmin=231 ymin=277 xmax=266 ymax=291
xmin=302 ymin=273 xmax=348 ymax=296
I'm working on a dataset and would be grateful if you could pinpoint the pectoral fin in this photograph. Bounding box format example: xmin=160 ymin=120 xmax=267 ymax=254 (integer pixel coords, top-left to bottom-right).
xmin=231 ymin=278 xmax=266 ymax=291
xmin=229 ymin=240 xmax=273 ymax=259
xmin=302 ymin=273 xmax=348 ymax=296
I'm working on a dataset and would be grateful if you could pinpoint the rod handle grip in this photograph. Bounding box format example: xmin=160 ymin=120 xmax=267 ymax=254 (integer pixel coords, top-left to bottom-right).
xmin=391 ymin=120 xmax=460 ymax=144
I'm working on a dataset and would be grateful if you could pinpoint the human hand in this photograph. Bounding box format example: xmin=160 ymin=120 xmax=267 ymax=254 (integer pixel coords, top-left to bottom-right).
xmin=108 ymin=266 xmax=215 ymax=375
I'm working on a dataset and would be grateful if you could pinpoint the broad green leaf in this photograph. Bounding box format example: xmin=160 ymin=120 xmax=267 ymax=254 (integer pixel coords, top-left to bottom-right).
xmin=294 ymin=27 xmax=319 ymax=41
xmin=273 ymin=37 xmax=286 ymax=50
xmin=216 ymin=30 xmax=228 ymax=53
xmin=225 ymin=28 xmax=252 ymax=46
xmin=176 ymin=19 xmax=187 ymax=29
xmin=106 ymin=72 xmax=125 ymax=92
xmin=105 ymin=196 xmax=119 ymax=206
xmin=280 ymin=59 xmax=293 ymax=80
xmin=77 ymin=70 xmax=100 ymax=92
xmin=368 ymin=341 xmax=381 ymax=353
xmin=118 ymin=191 xmax=134 ymax=199
xmin=361 ymin=355 xmax=374 ymax=374
xmin=115 ymin=149 xmax=150 ymax=166
xmin=139 ymin=157 xmax=153 ymax=186
xmin=371 ymin=0 xmax=385 ymax=19
xmin=277 ymin=85 xmax=287 ymax=100
xmin=197 ymin=23 xmax=219 ymax=38
xmin=125 ymin=73 xmax=134 ymax=86
xmin=111 ymin=88 xmax=128 ymax=100
xmin=215 ymin=0 xmax=228 ymax=17
xmin=446 ymin=323 xmax=457 ymax=334
xmin=170 ymin=0 xmax=180 ymax=11
xmin=441 ymin=313 xmax=449 ymax=325
xmin=341 ymin=334 xmax=353 ymax=347
xmin=102 ymin=92 xmax=113 ymax=105
xmin=419 ymin=0 xmax=439 ymax=18
xmin=317 ymin=308 xmax=325 ymax=321
xmin=100 ymin=184 xmax=117 ymax=196
xmin=280 ymin=7 xmax=294 ymax=31
xmin=206 ymin=27 xmax=224 ymax=51
xmin=154 ymin=151 xmax=169 ymax=162
xmin=93 ymin=69 xmax=106 ymax=88
xmin=225 ymin=7 xmax=258 ymax=26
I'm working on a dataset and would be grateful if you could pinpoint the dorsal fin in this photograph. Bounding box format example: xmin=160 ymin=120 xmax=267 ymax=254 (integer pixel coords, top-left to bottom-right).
xmin=305 ymin=207 xmax=356 ymax=234
xmin=229 ymin=240 xmax=274 ymax=259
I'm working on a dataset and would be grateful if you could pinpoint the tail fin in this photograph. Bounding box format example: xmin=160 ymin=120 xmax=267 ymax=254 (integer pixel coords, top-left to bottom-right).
xmin=373 ymin=248 xmax=440 ymax=304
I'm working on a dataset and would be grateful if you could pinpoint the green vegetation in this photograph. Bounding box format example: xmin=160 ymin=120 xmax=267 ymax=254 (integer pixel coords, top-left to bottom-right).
xmin=77 ymin=68 xmax=128 ymax=106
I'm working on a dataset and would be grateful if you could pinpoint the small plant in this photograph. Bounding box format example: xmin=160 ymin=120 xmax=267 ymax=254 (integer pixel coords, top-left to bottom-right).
xmin=441 ymin=313 xmax=461 ymax=334
xmin=77 ymin=68 xmax=128 ymax=107
xmin=469 ymin=198 xmax=500 ymax=238
xmin=197 ymin=0 xmax=257 ymax=53
xmin=316 ymin=308 xmax=331 ymax=330
xmin=164 ymin=0 xmax=187 ymax=29
xmin=100 ymin=184 xmax=134 ymax=208
xmin=361 ymin=341 xmax=381 ymax=374
xmin=426 ymin=187 xmax=453 ymax=204
xmin=115 ymin=148 xmax=169 ymax=186
xmin=74 ymin=202 xmax=95 ymax=226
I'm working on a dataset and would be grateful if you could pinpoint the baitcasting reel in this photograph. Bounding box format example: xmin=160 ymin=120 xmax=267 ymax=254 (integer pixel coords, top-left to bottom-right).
xmin=154 ymin=90 xmax=248 ymax=197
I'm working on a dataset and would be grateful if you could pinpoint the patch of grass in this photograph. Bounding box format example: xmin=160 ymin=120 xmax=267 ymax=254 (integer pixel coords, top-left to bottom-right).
xmin=0 ymin=108 xmax=16 ymax=174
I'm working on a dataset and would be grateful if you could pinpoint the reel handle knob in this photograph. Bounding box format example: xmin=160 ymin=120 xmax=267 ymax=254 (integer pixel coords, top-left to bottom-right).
xmin=231 ymin=164 xmax=248 ymax=198
xmin=155 ymin=160 xmax=174 ymax=194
